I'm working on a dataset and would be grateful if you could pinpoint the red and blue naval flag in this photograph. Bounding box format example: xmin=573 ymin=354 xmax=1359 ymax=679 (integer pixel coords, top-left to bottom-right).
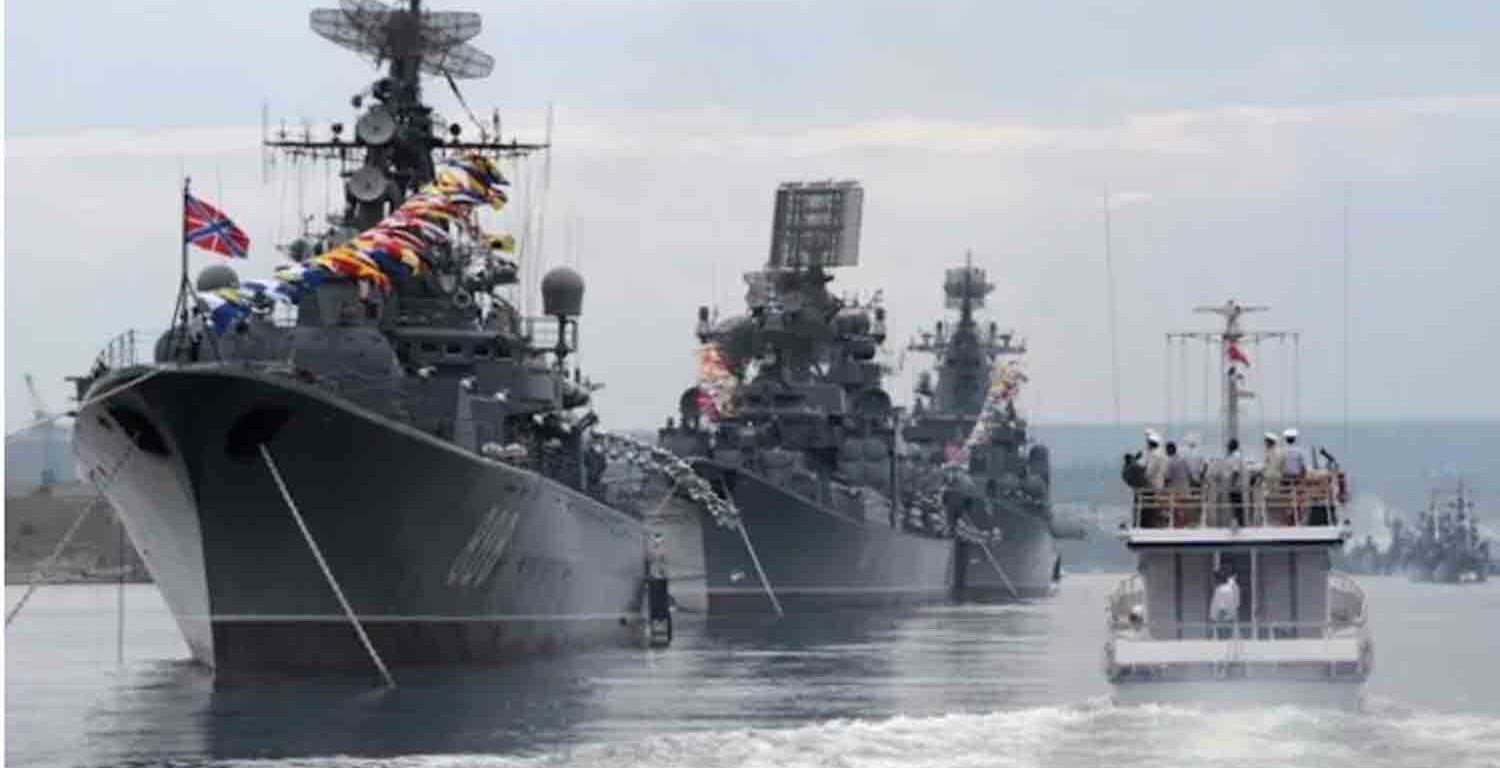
xmin=184 ymin=194 xmax=250 ymax=258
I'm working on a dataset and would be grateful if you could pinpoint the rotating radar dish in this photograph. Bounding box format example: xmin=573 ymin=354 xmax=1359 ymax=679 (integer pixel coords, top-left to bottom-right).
xmin=355 ymin=105 xmax=397 ymax=145
xmin=347 ymin=165 xmax=390 ymax=203
xmin=310 ymin=0 xmax=491 ymax=79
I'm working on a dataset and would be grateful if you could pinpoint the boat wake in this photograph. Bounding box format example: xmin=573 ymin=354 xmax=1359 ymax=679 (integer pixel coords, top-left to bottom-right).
xmin=206 ymin=699 xmax=1500 ymax=768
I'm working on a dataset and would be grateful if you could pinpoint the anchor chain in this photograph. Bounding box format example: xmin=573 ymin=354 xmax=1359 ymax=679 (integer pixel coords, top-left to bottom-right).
xmin=593 ymin=431 xmax=739 ymax=529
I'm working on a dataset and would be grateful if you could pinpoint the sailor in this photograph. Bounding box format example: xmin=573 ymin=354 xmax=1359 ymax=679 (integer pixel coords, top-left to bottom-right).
xmin=1260 ymin=432 xmax=1283 ymax=483
xmin=1281 ymin=428 xmax=1308 ymax=480
xmin=1129 ymin=430 xmax=1169 ymax=527
xmin=1216 ymin=438 xmax=1246 ymax=527
xmin=1255 ymin=432 xmax=1283 ymax=524
xmin=1210 ymin=570 xmax=1241 ymax=639
xmin=1164 ymin=441 xmax=1191 ymax=491
xmin=1143 ymin=430 xmax=1169 ymax=490
xmin=1182 ymin=433 xmax=1207 ymax=487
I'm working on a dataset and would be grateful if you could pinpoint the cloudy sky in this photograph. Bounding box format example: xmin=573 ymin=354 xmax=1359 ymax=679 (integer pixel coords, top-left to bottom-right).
xmin=7 ymin=0 xmax=1500 ymax=432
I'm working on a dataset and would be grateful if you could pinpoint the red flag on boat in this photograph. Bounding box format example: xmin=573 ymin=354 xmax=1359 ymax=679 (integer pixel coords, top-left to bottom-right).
xmin=1227 ymin=341 xmax=1251 ymax=367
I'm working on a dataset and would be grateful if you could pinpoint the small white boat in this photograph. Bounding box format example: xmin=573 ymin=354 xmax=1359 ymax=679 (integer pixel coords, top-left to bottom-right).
xmin=1104 ymin=302 xmax=1373 ymax=709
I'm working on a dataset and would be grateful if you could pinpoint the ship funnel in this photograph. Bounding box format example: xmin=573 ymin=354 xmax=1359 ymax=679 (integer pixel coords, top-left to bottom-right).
xmin=196 ymin=264 xmax=241 ymax=292
xmin=541 ymin=266 xmax=585 ymax=317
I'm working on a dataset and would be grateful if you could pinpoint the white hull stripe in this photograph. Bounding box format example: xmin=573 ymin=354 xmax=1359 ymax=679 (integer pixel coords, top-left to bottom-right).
xmin=203 ymin=613 xmax=637 ymax=623
xmin=705 ymin=585 xmax=954 ymax=596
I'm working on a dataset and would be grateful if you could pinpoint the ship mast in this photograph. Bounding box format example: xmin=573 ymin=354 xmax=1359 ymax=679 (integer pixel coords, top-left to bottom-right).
xmin=1169 ymin=301 xmax=1295 ymax=448
xmin=907 ymin=252 xmax=1024 ymax=416
xmin=268 ymin=0 xmax=546 ymax=231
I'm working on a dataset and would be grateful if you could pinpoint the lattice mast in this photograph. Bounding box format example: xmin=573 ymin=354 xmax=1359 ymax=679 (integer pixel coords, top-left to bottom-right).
xmin=1169 ymin=301 xmax=1296 ymax=447
xmin=269 ymin=0 xmax=544 ymax=230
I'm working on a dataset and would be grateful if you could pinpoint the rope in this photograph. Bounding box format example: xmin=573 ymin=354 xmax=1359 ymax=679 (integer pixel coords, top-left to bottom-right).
xmin=978 ymin=540 xmax=1021 ymax=599
xmin=7 ymin=436 xmax=139 ymax=627
xmin=5 ymin=498 xmax=100 ymax=626
xmin=259 ymin=444 xmax=396 ymax=689
xmin=719 ymin=481 xmax=783 ymax=618
xmin=6 ymin=368 xmax=165 ymax=442
xmin=1293 ymin=335 xmax=1302 ymax=427
xmin=1164 ymin=334 xmax=1173 ymax=431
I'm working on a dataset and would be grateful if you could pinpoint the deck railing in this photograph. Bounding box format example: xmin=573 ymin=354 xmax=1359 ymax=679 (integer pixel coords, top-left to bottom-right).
xmin=1128 ymin=473 xmax=1345 ymax=529
xmin=1106 ymin=571 xmax=1369 ymax=640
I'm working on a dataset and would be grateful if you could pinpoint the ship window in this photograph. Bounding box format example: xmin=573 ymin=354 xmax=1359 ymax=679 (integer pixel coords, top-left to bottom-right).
xmin=445 ymin=343 xmax=463 ymax=356
xmin=106 ymin=406 xmax=169 ymax=457
xmin=475 ymin=345 xmax=491 ymax=358
xmin=420 ymin=342 xmax=438 ymax=354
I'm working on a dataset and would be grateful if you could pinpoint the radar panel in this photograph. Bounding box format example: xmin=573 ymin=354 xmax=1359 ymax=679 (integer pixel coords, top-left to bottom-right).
xmin=943 ymin=267 xmax=994 ymax=309
xmin=768 ymin=181 xmax=863 ymax=269
xmin=311 ymin=0 xmax=494 ymax=80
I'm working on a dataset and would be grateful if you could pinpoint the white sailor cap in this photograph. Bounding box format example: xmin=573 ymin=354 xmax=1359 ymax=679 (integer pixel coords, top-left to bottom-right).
xmin=1263 ymin=432 xmax=1279 ymax=442
xmin=1145 ymin=429 xmax=1162 ymax=444
xmin=1283 ymin=428 xmax=1299 ymax=440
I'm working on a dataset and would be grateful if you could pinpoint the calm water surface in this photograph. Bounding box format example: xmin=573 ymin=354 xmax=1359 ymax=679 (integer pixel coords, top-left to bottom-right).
xmin=7 ymin=575 xmax=1499 ymax=767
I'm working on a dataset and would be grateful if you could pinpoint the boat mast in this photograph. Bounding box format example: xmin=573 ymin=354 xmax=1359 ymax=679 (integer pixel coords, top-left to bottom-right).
xmin=1172 ymin=301 xmax=1297 ymax=449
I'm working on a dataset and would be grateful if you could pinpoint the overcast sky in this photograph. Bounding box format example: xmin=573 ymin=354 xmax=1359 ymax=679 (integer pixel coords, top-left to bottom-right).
xmin=7 ymin=0 xmax=1500 ymax=432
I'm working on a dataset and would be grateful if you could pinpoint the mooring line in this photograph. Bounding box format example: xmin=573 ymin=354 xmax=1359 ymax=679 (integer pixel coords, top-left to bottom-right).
xmin=259 ymin=443 xmax=396 ymax=689
xmin=716 ymin=480 xmax=782 ymax=618
xmin=978 ymin=541 xmax=1022 ymax=600
xmin=5 ymin=498 xmax=101 ymax=626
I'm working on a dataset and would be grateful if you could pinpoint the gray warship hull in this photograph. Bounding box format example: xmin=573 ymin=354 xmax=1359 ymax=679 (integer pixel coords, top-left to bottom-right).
xmin=955 ymin=507 xmax=1059 ymax=599
xmin=72 ymin=365 xmax=650 ymax=677
xmin=683 ymin=461 xmax=954 ymax=614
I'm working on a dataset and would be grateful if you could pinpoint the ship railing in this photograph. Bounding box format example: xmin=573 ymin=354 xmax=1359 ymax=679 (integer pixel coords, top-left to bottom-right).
xmin=1129 ymin=473 xmax=1344 ymax=529
xmin=88 ymin=329 xmax=155 ymax=372
xmin=1107 ymin=573 xmax=1369 ymax=641
xmin=1108 ymin=618 xmax=1368 ymax=641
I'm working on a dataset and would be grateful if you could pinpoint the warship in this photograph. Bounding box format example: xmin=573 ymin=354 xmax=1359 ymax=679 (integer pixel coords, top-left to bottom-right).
xmin=655 ymin=181 xmax=956 ymax=614
xmin=902 ymin=258 xmax=1059 ymax=599
xmin=1405 ymin=479 xmax=1490 ymax=583
xmin=67 ymin=0 xmax=679 ymax=679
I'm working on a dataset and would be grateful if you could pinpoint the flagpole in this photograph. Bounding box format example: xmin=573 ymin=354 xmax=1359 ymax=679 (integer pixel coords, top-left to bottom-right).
xmin=182 ymin=176 xmax=191 ymax=294
xmin=168 ymin=176 xmax=194 ymax=359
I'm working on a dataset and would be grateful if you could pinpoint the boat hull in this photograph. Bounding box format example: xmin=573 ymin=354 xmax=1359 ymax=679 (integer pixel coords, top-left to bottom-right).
xmin=685 ymin=462 xmax=955 ymax=614
xmin=955 ymin=506 xmax=1059 ymax=600
xmin=1111 ymin=679 xmax=1365 ymax=710
xmin=72 ymin=366 xmax=651 ymax=677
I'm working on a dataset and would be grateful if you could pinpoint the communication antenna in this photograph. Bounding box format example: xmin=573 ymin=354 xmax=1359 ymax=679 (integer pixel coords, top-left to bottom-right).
xmin=1103 ymin=187 xmax=1121 ymax=427
xmin=1342 ymin=185 xmax=1352 ymax=458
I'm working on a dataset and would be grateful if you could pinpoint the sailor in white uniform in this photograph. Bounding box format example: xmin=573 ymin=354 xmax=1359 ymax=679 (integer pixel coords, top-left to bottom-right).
xmin=1281 ymin=427 xmax=1308 ymax=479
xmin=1210 ymin=572 xmax=1241 ymax=638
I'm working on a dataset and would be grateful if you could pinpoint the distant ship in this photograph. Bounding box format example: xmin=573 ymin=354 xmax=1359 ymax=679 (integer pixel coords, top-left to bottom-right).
xmin=1406 ymin=479 xmax=1490 ymax=583
xmin=68 ymin=0 xmax=675 ymax=678
xmin=655 ymin=181 xmax=955 ymax=614
xmin=902 ymin=258 xmax=1060 ymax=598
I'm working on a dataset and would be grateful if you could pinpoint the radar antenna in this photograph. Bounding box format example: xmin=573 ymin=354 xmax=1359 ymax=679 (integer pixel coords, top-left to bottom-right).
xmin=270 ymin=0 xmax=545 ymax=229
xmin=311 ymin=0 xmax=494 ymax=80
